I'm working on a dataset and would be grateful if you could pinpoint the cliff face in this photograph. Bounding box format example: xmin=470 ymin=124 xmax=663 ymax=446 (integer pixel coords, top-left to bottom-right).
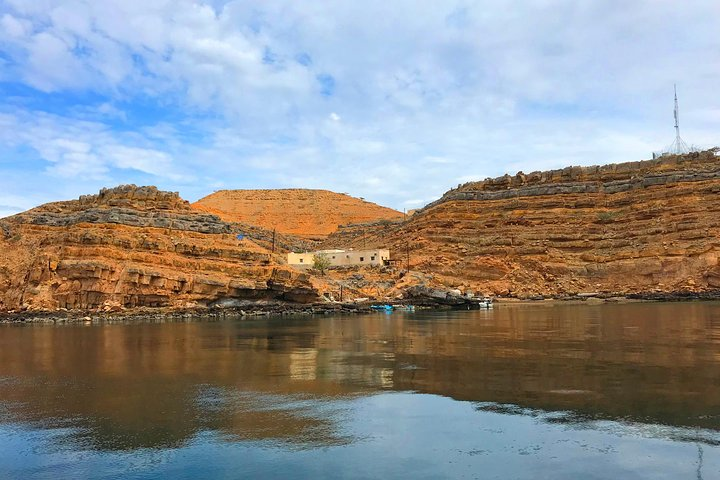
xmin=192 ymin=189 xmax=403 ymax=238
xmin=6 ymin=151 xmax=720 ymax=313
xmin=0 ymin=186 xmax=320 ymax=312
xmin=323 ymin=150 xmax=720 ymax=297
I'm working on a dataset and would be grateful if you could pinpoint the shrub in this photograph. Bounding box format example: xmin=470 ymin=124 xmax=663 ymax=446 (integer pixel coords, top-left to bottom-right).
xmin=313 ymin=253 xmax=332 ymax=275
xmin=596 ymin=211 xmax=620 ymax=223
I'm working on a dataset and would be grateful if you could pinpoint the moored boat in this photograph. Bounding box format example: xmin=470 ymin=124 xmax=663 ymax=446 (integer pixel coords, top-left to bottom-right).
xmin=370 ymin=304 xmax=416 ymax=312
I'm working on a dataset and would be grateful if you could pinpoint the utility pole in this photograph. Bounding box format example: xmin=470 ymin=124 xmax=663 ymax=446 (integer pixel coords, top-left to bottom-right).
xmin=406 ymin=241 xmax=410 ymax=271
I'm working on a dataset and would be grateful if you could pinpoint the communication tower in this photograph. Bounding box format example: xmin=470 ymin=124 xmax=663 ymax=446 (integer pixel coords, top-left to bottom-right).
xmin=669 ymin=84 xmax=690 ymax=155
xmin=653 ymin=84 xmax=696 ymax=159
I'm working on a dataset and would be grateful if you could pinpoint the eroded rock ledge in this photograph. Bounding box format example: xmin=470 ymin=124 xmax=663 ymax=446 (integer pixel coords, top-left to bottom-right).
xmin=0 ymin=185 xmax=321 ymax=313
xmin=426 ymin=150 xmax=720 ymax=209
xmin=322 ymin=150 xmax=720 ymax=298
xmin=25 ymin=207 xmax=232 ymax=234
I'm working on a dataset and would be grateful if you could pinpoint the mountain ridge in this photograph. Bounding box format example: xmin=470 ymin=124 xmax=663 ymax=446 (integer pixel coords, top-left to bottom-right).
xmin=4 ymin=151 xmax=720 ymax=315
xmin=321 ymin=150 xmax=720 ymax=297
xmin=192 ymin=188 xmax=403 ymax=238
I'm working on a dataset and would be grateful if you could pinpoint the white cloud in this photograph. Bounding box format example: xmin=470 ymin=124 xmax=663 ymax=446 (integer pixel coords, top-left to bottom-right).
xmin=95 ymin=103 xmax=127 ymax=121
xmin=0 ymin=193 xmax=36 ymax=219
xmin=0 ymin=0 xmax=718 ymax=211
xmin=0 ymin=110 xmax=188 ymax=181
xmin=25 ymin=32 xmax=90 ymax=91
xmin=0 ymin=13 xmax=30 ymax=38
xmin=102 ymin=145 xmax=174 ymax=178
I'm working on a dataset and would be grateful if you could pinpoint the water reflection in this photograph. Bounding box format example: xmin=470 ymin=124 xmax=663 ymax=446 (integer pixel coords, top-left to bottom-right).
xmin=0 ymin=302 xmax=719 ymax=462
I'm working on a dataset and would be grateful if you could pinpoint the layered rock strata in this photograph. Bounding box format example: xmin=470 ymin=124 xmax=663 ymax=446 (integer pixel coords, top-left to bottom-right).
xmin=323 ymin=150 xmax=720 ymax=297
xmin=0 ymin=186 xmax=319 ymax=312
xmin=193 ymin=189 xmax=403 ymax=238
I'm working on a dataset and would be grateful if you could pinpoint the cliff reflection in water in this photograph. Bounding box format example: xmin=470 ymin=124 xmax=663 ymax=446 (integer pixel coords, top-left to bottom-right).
xmin=1 ymin=302 xmax=720 ymax=451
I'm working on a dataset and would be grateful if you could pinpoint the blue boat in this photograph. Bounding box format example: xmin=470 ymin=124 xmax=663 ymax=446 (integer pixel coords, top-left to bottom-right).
xmin=370 ymin=304 xmax=415 ymax=312
xmin=370 ymin=304 xmax=394 ymax=311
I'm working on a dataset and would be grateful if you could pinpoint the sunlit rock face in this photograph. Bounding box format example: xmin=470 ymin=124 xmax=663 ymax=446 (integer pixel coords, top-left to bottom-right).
xmin=192 ymin=188 xmax=404 ymax=239
xmin=0 ymin=185 xmax=320 ymax=312
xmin=322 ymin=150 xmax=720 ymax=297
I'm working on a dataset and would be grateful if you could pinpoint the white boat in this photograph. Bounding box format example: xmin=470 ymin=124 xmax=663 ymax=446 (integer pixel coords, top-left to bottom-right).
xmin=477 ymin=298 xmax=493 ymax=309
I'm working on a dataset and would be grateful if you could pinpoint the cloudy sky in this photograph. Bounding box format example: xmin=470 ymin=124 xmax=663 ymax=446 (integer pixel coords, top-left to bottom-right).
xmin=0 ymin=0 xmax=718 ymax=216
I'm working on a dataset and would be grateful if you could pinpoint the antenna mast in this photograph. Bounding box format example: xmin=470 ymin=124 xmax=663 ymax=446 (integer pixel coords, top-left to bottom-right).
xmin=674 ymin=84 xmax=680 ymax=140
xmin=670 ymin=84 xmax=690 ymax=155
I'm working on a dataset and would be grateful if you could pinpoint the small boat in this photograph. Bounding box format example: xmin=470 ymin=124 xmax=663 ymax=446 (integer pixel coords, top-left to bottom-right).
xmin=477 ymin=298 xmax=493 ymax=309
xmin=392 ymin=304 xmax=416 ymax=312
xmin=370 ymin=304 xmax=416 ymax=312
xmin=370 ymin=304 xmax=394 ymax=311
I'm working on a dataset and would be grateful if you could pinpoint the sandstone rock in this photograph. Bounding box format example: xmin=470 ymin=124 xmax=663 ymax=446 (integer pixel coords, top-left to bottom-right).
xmin=0 ymin=186 xmax=321 ymax=312
xmin=322 ymin=150 xmax=720 ymax=297
xmin=192 ymin=189 xmax=403 ymax=238
xmin=0 ymin=222 xmax=10 ymax=239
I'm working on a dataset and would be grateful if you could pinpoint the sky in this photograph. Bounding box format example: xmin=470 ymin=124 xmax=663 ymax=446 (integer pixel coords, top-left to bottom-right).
xmin=0 ymin=0 xmax=719 ymax=217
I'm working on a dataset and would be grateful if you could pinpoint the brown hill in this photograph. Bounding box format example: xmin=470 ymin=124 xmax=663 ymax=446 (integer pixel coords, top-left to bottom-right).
xmin=192 ymin=189 xmax=403 ymax=238
xmin=322 ymin=150 xmax=720 ymax=298
xmin=6 ymin=150 xmax=720 ymax=314
xmin=0 ymin=185 xmax=320 ymax=312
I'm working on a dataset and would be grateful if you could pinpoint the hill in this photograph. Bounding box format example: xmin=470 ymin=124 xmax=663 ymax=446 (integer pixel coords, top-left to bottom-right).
xmin=6 ymin=150 xmax=720 ymax=315
xmin=192 ymin=189 xmax=403 ymax=238
xmin=321 ymin=150 xmax=720 ymax=298
xmin=0 ymin=185 xmax=320 ymax=312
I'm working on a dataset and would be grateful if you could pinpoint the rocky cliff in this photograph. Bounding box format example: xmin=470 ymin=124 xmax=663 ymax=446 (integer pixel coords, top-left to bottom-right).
xmin=0 ymin=185 xmax=320 ymax=312
xmin=192 ymin=189 xmax=403 ymax=238
xmin=323 ymin=150 xmax=720 ymax=297
xmin=6 ymin=150 xmax=720 ymax=313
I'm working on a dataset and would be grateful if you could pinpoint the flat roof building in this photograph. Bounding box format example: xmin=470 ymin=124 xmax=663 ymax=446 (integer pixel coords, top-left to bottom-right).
xmin=288 ymin=248 xmax=390 ymax=268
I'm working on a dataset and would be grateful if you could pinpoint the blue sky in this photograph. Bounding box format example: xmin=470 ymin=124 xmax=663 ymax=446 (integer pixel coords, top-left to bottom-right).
xmin=0 ymin=0 xmax=719 ymax=217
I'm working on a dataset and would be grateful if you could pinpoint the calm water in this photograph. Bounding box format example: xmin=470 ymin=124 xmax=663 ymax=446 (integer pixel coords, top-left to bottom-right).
xmin=1 ymin=303 xmax=720 ymax=479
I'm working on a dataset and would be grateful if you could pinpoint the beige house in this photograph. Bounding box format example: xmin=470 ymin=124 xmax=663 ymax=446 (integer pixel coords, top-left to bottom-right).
xmin=288 ymin=248 xmax=390 ymax=268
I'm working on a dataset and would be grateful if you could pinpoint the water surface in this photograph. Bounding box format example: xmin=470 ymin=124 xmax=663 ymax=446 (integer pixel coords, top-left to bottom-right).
xmin=1 ymin=302 xmax=719 ymax=479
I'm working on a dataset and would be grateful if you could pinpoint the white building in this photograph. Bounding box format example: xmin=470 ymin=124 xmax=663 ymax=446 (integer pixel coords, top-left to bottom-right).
xmin=288 ymin=248 xmax=390 ymax=268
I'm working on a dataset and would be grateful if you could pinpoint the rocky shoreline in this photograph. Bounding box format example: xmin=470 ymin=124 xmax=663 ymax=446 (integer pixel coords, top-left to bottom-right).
xmin=0 ymin=301 xmax=374 ymax=324
xmin=2 ymin=289 xmax=720 ymax=324
xmin=625 ymin=290 xmax=720 ymax=301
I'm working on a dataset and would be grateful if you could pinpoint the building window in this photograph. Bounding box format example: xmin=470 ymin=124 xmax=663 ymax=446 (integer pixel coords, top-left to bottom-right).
xmin=299 ymin=258 xmax=303 ymax=263
xmin=360 ymin=257 xmax=364 ymax=262
xmin=346 ymin=255 xmax=350 ymax=258
xmin=332 ymin=256 xmax=335 ymax=259
xmin=371 ymin=256 xmax=375 ymax=261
